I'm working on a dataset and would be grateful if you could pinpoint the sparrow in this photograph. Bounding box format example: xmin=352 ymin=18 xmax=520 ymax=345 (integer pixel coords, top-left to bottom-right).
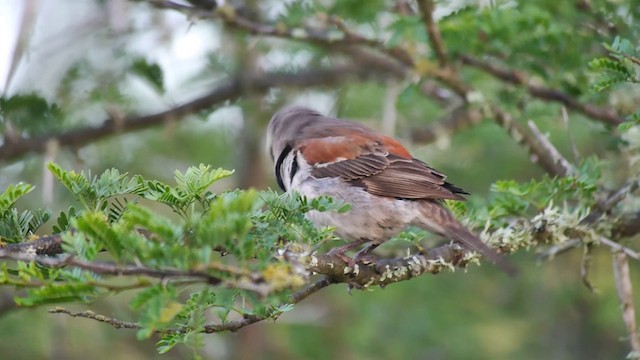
xmin=267 ymin=106 xmax=515 ymax=274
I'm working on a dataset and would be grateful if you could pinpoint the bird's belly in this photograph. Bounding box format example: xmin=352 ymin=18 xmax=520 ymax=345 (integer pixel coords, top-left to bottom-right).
xmin=297 ymin=177 xmax=418 ymax=243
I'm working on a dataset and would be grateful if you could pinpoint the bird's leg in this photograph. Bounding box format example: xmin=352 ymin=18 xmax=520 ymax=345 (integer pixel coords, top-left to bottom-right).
xmin=351 ymin=242 xmax=380 ymax=264
xmin=326 ymin=239 xmax=370 ymax=264
xmin=327 ymin=240 xmax=380 ymax=269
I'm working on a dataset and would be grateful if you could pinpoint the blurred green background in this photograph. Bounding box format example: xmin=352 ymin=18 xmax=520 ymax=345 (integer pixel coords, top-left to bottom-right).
xmin=0 ymin=0 xmax=639 ymax=359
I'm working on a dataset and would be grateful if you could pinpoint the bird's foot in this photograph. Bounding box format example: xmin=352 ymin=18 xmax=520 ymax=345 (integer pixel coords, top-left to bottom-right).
xmin=350 ymin=242 xmax=380 ymax=265
xmin=326 ymin=241 xmax=364 ymax=265
xmin=327 ymin=241 xmax=380 ymax=271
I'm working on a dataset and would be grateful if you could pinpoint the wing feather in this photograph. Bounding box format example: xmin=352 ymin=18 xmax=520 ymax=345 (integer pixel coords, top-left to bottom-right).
xmin=299 ymin=134 xmax=468 ymax=201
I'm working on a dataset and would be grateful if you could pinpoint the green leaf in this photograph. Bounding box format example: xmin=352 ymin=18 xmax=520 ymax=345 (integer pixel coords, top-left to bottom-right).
xmin=196 ymin=189 xmax=261 ymax=259
xmin=130 ymin=58 xmax=165 ymax=93
xmin=157 ymin=332 xmax=187 ymax=354
xmin=74 ymin=212 xmax=125 ymax=259
xmin=52 ymin=206 xmax=77 ymax=233
xmin=589 ymin=57 xmax=632 ymax=77
xmin=16 ymin=282 xmax=98 ymax=306
xmin=0 ymin=93 xmax=64 ymax=135
xmin=122 ymin=204 xmax=182 ymax=243
xmin=130 ymin=284 xmax=178 ymax=339
xmin=0 ymin=183 xmax=34 ymax=216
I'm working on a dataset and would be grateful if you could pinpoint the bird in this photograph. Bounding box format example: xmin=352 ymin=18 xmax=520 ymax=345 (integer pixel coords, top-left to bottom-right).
xmin=266 ymin=106 xmax=515 ymax=274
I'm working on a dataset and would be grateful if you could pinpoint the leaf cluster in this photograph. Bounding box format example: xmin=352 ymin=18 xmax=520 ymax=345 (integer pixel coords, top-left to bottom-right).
xmin=0 ymin=163 xmax=348 ymax=353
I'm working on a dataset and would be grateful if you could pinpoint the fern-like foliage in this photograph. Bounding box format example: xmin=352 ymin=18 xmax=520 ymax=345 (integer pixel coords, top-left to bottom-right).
xmin=590 ymin=37 xmax=640 ymax=131
xmin=0 ymin=162 xmax=345 ymax=354
xmin=0 ymin=183 xmax=51 ymax=243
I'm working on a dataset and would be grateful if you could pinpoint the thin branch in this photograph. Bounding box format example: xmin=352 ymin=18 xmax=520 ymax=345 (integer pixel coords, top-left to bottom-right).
xmin=538 ymin=239 xmax=581 ymax=260
xmin=0 ymin=65 xmax=378 ymax=162
xmin=218 ymin=8 xmax=380 ymax=47
xmin=290 ymin=276 xmax=334 ymax=303
xmin=0 ymin=250 xmax=224 ymax=285
xmin=600 ymin=180 xmax=640 ymax=212
xmin=527 ymin=119 xmax=576 ymax=176
xmin=416 ymin=0 xmax=449 ymax=67
xmin=492 ymin=107 xmax=571 ymax=177
xmin=581 ymin=243 xmax=595 ymax=292
xmin=49 ymin=308 xmax=141 ymax=329
xmin=460 ymin=55 xmax=625 ymax=126
xmin=50 ymin=276 xmax=335 ymax=335
xmin=599 ymin=237 xmax=640 ymax=260
xmin=202 ymin=276 xmax=334 ymax=333
xmin=613 ymin=252 xmax=640 ymax=358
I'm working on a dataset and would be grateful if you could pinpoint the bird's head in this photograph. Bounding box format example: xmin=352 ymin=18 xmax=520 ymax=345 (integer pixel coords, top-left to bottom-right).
xmin=266 ymin=106 xmax=324 ymax=162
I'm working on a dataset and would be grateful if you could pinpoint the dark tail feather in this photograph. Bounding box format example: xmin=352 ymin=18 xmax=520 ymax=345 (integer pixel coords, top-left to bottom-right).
xmin=446 ymin=226 xmax=518 ymax=276
xmin=417 ymin=201 xmax=518 ymax=275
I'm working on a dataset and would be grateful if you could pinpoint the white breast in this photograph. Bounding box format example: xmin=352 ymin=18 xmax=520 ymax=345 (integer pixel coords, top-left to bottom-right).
xmin=294 ymin=175 xmax=421 ymax=243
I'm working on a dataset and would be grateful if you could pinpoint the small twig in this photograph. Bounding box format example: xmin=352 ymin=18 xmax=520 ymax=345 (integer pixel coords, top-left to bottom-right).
xmin=599 ymin=237 xmax=640 ymax=260
xmin=50 ymin=276 xmax=335 ymax=335
xmin=202 ymin=276 xmax=334 ymax=333
xmin=537 ymin=239 xmax=581 ymax=260
xmin=612 ymin=252 xmax=640 ymax=358
xmin=416 ymin=0 xmax=449 ymax=67
xmin=621 ymin=53 xmax=640 ymax=67
xmin=581 ymin=243 xmax=595 ymax=292
xmin=49 ymin=308 xmax=141 ymax=330
xmin=600 ymin=180 xmax=639 ymax=212
xmin=290 ymin=276 xmax=334 ymax=303
xmin=492 ymin=107 xmax=571 ymax=177
xmin=527 ymin=119 xmax=576 ymax=176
